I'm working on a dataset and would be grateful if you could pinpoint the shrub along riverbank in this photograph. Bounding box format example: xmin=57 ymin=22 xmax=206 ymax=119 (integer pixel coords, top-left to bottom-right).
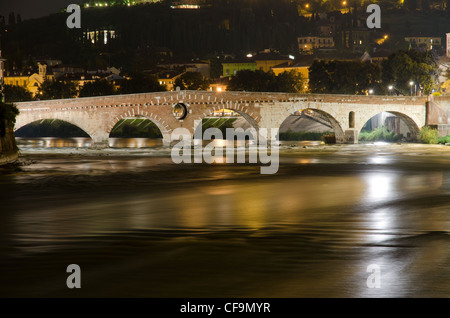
xmin=0 ymin=103 xmax=19 ymax=164
xmin=358 ymin=126 xmax=403 ymax=143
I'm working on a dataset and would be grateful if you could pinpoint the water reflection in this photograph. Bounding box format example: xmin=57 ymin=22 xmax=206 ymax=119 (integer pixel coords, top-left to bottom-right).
xmin=109 ymin=138 xmax=163 ymax=148
xmin=17 ymin=137 xmax=93 ymax=148
xmin=365 ymin=173 xmax=395 ymax=202
xmin=3 ymin=141 xmax=450 ymax=297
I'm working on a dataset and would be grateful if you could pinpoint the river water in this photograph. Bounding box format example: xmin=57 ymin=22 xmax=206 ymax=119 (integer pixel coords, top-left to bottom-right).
xmin=1 ymin=138 xmax=450 ymax=297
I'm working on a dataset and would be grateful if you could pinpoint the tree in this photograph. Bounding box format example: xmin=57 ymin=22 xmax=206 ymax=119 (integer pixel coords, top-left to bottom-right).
xmin=228 ymin=70 xmax=274 ymax=92
xmin=308 ymin=60 xmax=331 ymax=94
xmin=382 ymin=49 xmax=439 ymax=95
xmin=0 ymin=102 xmax=19 ymax=137
xmin=79 ymin=79 xmax=116 ymax=97
xmin=3 ymin=85 xmax=33 ymax=102
xmin=37 ymin=79 xmax=78 ymax=100
xmin=174 ymin=72 xmax=210 ymax=90
xmin=228 ymin=69 xmax=305 ymax=93
xmin=308 ymin=60 xmax=382 ymax=94
xmin=119 ymin=73 xmax=166 ymax=94
xmin=271 ymin=71 xmax=305 ymax=93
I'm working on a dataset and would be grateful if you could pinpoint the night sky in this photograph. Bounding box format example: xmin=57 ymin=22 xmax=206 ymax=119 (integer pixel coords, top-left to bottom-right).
xmin=0 ymin=0 xmax=76 ymax=20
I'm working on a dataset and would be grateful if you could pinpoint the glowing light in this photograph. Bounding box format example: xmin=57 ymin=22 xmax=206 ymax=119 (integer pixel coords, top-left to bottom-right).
xmin=365 ymin=173 xmax=394 ymax=201
xmin=217 ymin=87 xmax=223 ymax=92
xmin=289 ymin=55 xmax=295 ymax=60
xmin=305 ymin=3 xmax=310 ymax=8
xmin=384 ymin=35 xmax=388 ymax=39
xmin=246 ymin=53 xmax=253 ymax=58
xmin=342 ymin=1 xmax=347 ymax=5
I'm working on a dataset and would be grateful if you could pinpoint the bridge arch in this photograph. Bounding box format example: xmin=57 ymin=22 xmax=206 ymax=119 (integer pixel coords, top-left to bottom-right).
xmin=14 ymin=118 xmax=94 ymax=140
xmin=357 ymin=111 xmax=422 ymax=142
xmin=192 ymin=105 xmax=260 ymax=140
xmin=193 ymin=105 xmax=260 ymax=129
xmin=107 ymin=112 xmax=172 ymax=145
xmin=278 ymin=108 xmax=346 ymax=144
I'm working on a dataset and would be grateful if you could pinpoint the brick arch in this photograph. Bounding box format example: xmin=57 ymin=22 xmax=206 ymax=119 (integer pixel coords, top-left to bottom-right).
xmin=187 ymin=104 xmax=260 ymax=140
xmin=278 ymin=108 xmax=346 ymax=143
xmin=193 ymin=104 xmax=261 ymax=129
xmin=107 ymin=111 xmax=173 ymax=145
xmin=357 ymin=111 xmax=422 ymax=141
xmin=14 ymin=117 xmax=95 ymax=140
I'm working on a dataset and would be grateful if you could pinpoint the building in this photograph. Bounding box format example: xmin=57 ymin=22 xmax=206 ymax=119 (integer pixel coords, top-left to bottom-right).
xmin=209 ymin=77 xmax=230 ymax=92
xmin=61 ymin=68 xmax=123 ymax=91
xmin=157 ymin=61 xmax=210 ymax=79
xmin=84 ymin=29 xmax=117 ymax=45
xmin=340 ymin=29 xmax=371 ymax=52
xmin=298 ymin=36 xmax=335 ymax=53
xmin=156 ymin=70 xmax=185 ymax=91
xmin=4 ymin=63 xmax=54 ymax=96
xmin=222 ymin=59 xmax=256 ymax=77
xmin=52 ymin=64 xmax=85 ymax=79
xmin=405 ymin=36 xmax=442 ymax=50
xmin=254 ymin=52 xmax=292 ymax=72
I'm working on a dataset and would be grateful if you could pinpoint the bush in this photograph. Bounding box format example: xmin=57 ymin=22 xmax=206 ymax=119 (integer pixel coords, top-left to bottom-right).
xmin=437 ymin=135 xmax=450 ymax=144
xmin=358 ymin=126 xmax=402 ymax=142
xmin=419 ymin=126 xmax=438 ymax=144
xmin=322 ymin=133 xmax=336 ymax=144
xmin=0 ymin=103 xmax=19 ymax=137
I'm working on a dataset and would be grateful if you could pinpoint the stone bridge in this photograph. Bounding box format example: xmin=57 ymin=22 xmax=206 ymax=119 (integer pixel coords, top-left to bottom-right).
xmin=15 ymin=90 xmax=440 ymax=145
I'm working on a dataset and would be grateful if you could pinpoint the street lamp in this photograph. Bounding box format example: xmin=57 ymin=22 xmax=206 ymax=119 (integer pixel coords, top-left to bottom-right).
xmin=368 ymin=89 xmax=374 ymax=95
xmin=388 ymin=85 xmax=393 ymax=95
xmin=409 ymin=81 xmax=414 ymax=96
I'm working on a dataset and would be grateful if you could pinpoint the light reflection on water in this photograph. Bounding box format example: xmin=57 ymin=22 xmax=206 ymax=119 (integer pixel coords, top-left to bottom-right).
xmin=16 ymin=137 xmax=321 ymax=149
xmin=2 ymin=139 xmax=450 ymax=297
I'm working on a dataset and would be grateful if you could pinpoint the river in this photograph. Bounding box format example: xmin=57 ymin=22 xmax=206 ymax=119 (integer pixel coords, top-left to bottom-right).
xmin=0 ymin=138 xmax=449 ymax=297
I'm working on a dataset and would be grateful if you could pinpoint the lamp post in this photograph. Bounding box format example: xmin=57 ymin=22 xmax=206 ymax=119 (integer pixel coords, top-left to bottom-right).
xmin=409 ymin=81 xmax=414 ymax=96
xmin=388 ymin=85 xmax=393 ymax=96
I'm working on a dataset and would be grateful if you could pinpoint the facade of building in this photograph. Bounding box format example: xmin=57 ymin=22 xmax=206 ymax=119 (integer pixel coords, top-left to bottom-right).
xmin=340 ymin=29 xmax=370 ymax=52
xmin=298 ymin=36 xmax=335 ymax=53
xmin=254 ymin=53 xmax=292 ymax=72
xmin=157 ymin=70 xmax=185 ymax=91
xmin=4 ymin=63 xmax=54 ymax=96
xmin=405 ymin=36 xmax=442 ymax=50
xmin=222 ymin=60 xmax=256 ymax=77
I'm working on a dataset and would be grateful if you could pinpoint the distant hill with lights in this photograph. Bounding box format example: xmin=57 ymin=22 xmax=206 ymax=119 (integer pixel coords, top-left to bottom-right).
xmin=80 ymin=0 xmax=206 ymax=8
xmin=1 ymin=0 xmax=450 ymax=75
